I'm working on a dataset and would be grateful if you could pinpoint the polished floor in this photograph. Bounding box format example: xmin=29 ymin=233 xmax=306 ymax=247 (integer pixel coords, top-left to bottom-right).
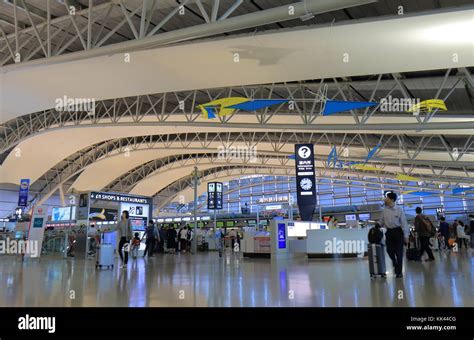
xmin=0 ymin=249 xmax=472 ymax=307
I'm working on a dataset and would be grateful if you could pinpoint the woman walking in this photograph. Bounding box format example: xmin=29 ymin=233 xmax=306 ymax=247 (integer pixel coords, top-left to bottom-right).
xmin=116 ymin=210 xmax=133 ymax=268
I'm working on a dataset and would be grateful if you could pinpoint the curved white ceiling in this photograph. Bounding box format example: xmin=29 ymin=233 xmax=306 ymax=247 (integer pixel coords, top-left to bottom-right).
xmin=70 ymin=148 xmax=205 ymax=192
xmin=3 ymin=113 xmax=474 ymax=185
xmin=1 ymin=8 xmax=473 ymax=121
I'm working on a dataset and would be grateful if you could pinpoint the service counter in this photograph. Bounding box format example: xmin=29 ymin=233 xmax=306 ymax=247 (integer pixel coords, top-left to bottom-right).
xmin=242 ymin=231 xmax=271 ymax=258
xmin=241 ymin=220 xmax=369 ymax=260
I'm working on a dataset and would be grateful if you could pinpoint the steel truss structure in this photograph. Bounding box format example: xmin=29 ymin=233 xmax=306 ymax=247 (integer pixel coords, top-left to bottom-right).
xmin=0 ymin=0 xmax=381 ymax=68
xmin=25 ymin=130 xmax=474 ymax=210
xmin=0 ymin=0 xmax=249 ymax=66
xmin=1 ymin=69 xmax=473 ymax=153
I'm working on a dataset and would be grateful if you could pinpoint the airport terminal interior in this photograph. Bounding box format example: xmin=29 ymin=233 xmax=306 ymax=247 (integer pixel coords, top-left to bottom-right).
xmin=0 ymin=0 xmax=473 ymax=308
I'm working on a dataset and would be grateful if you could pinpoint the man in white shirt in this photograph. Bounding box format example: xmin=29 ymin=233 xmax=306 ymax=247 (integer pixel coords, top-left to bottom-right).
xmin=379 ymin=192 xmax=409 ymax=278
xmin=180 ymin=226 xmax=188 ymax=253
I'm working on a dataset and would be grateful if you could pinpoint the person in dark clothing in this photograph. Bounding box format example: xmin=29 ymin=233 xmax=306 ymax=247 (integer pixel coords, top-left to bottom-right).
xmin=158 ymin=226 xmax=166 ymax=253
xmin=143 ymin=221 xmax=157 ymax=258
xmin=438 ymin=216 xmax=450 ymax=249
xmin=414 ymin=207 xmax=435 ymax=261
xmin=167 ymin=227 xmax=177 ymax=254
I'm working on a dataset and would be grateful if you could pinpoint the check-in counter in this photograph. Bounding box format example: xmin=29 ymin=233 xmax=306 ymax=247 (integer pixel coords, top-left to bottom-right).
xmin=242 ymin=231 xmax=272 ymax=258
xmin=305 ymin=228 xmax=368 ymax=258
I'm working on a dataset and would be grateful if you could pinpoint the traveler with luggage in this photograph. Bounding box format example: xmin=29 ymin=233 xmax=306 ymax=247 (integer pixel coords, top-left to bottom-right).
xmin=379 ymin=192 xmax=409 ymax=278
xmin=447 ymin=220 xmax=458 ymax=249
xmin=143 ymin=221 xmax=157 ymax=258
xmin=367 ymin=222 xmax=386 ymax=278
xmin=414 ymin=207 xmax=435 ymax=262
xmin=438 ymin=216 xmax=450 ymax=250
xmin=114 ymin=210 xmax=133 ymax=268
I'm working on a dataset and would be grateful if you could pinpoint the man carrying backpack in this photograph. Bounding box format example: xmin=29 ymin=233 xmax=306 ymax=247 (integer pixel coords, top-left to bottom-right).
xmin=414 ymin=207 xmax=435 ymax=262
xmin=368 ymin=222 xmax=383 ymax=244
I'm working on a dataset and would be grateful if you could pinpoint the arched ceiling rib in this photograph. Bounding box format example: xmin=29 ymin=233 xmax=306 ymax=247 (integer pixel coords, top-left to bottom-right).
xmin=2 ymin=113 xmax=474 ymax=185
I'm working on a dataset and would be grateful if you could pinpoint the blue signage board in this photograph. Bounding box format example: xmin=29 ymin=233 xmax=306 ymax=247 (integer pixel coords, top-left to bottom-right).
xmin=17 ymin=179 xmax=30 ymax=207
xmin=277 ymin=223 xmax=286 ymax=249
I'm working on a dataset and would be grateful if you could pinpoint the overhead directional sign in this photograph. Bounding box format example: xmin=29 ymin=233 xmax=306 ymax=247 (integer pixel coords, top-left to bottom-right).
xmin=294 ymin=144 xmax=316 ymax=221
xmin=207 ymin=182 xmax=223 ymax=210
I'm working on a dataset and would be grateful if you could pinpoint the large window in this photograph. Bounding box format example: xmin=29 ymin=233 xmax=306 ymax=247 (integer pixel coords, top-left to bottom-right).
xmin=163 ymin=176 xmax=473 ymax=217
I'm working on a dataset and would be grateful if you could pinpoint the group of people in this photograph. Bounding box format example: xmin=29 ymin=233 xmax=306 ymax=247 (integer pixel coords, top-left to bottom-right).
xmin=437 ymin=216 xmax=470 ymax=250
xmin=115 ymin=211 xmax=166 ymax=268
xmin=375 ymin=192 xmax=471 ymax=278
xmin=114 ymin=210 xmax=228 ymax=268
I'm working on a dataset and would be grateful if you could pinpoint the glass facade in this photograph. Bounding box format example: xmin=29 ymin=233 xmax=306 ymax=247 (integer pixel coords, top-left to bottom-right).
xmin=163 ymin=175 xmax=474 ymax=220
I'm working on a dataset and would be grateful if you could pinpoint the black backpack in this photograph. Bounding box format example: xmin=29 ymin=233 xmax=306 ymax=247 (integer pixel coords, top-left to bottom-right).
xmin=368 ymin=226 xmax=383 ymax=244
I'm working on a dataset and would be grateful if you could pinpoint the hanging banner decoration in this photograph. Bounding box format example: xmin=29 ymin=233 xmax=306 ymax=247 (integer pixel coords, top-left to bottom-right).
xmin=327 ymin=144 xmax=381 ymax=170
xmin=322 ymin=100 xmax=378 ymax=116
xmin=452 ymin=187 xmax=474 ymax=195
xmin=198 ymin=97 xmax=289 ymax=119
xmin=17 ymin=179 xmax=30 ymax=207
xmin=401 ymin=190 xmax=437 ymax=196
xmin=407 ymin=99 xmax=447 ymax=113
xmin=207 ymin=182 xmax=223 ymax=210
xmin=294 ymin=144 xmax=316 ymax=221
xmin=396 ymin=174 xmax=420 ymax=181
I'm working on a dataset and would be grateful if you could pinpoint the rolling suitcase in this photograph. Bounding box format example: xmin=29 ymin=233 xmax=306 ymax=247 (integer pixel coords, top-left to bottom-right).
xmin=406 ymin=231 xmax=421 ymax=261
xmin=368 ymin=243 xmax=386 ymax=278
xmin=96 ymin=243 xmax=114 ymax=269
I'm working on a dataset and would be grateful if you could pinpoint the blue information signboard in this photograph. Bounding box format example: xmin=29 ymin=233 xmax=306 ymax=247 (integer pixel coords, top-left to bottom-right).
xmin=17 ymin=179 xmax=30 ymax=207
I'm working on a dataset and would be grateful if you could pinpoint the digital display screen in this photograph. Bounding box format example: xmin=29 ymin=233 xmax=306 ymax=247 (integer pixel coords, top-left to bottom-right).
xmin=287 ymin=222 xmax=309 ymax=237
xmin=226 ymin=221 xmax=234 ymax=227
xmin=33 ymin=217 xmax=44 ymax=228
xmin=277 ymin=223 xmax=286 ymax=249
xmin=131 ymin=219 xmax=146 ymax=231
xmin=217 ymin=221 xmax=224 ymax=227
xmin=52 ymin=207 xmax=76 ymax=221
xmin=345 ymin=214 xmax=357 ymax=221
xmin=358 ymin=213 xmax=371 ymax=221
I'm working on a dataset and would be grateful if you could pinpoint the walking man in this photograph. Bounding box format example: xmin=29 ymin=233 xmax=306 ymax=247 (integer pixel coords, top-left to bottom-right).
xmin=379 ymin=192 xmax=409 ymax=278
